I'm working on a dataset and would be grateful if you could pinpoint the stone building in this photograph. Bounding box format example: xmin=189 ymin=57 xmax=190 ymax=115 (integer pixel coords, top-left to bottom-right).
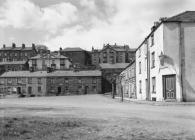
xmin=0 ymin=70 xmax=102 ymax=96
xmin=116 ymin=61 xmax=136 ymax=98
xmin=59 ymin=47 xmax=91 ymax=68
xmin=29 ymin=53 xmax=72 ymax=71
xmin=0 ymin=43 xmax=37 ymax=62
xmin=91 ymin=44 xmax=136 ymax=66
xmin=99 ymin=63 xmax=129 ymax=93
xmin=136 ymin=11 xmax=195 ymax=102
xmin=0 ymin=43 xmax=37 ymax=75
xmin=0 ymin=61 xmax=29 ymax=75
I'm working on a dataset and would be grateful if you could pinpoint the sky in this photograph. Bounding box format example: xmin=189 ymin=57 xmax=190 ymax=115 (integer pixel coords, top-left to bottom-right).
xmin=0 ymin=0 xmax=195 ymax=51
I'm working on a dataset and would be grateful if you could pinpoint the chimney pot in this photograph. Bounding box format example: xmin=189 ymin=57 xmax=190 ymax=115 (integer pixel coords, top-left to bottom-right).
xmin=32 ymin=43 xmax=35 ymax=49
xmin=12 ymin=43 xmax=16 ymax=48
xmin=22 ymin=44 xmax=25 ymax=48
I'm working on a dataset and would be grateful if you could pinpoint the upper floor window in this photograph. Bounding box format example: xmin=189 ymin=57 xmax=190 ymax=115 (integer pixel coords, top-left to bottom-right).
xmin=139 ymin=62 xmax=141 ymax=74
xmin=151 ymin=52 xmax=155 ymax=68
xmin=32 ymin=60 xmax=37 ymax=65
xmin=92 ymin=78 xmax=97 ymax=84
xmin=138 ymin=48 xmax=141 ymax=57
xmin=38 ymin=78 xmax=42 ymax=84
xmin=151 ymin=34 xmax=154 ymax=46
xmin=28 ymin=78 xmax=32 ymax=84
xmin=52 ymin=59 xmax=55 ymax=64
xmin=152 ymin=77 xmax=156 ymax=93
xmin=60 ymin=59 xmax=65 ymax=65
xmin=145 ymin=57 xmax=147 ymax=71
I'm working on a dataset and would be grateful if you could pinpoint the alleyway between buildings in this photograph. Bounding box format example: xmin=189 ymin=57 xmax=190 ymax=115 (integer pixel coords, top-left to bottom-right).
xmin=1 ymin=95 xmax=195 ymax=140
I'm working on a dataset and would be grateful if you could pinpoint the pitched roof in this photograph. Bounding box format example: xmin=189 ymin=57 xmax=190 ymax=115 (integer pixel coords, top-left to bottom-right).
xmin=62 ymin=47 xmax=84 ymax=52
xmin=0 ymin=70 xmax=102 ymax=78
xmin=99 ymin=63 xmax=129 ymax=69
xmin=166 ymin=11 xmax=195 ymax=22
xmin=136 ymin=11 xmax=195 ymax=51
xmin=30 ymin=53 xmax=68 ymax=59
xmin=0 ymin=61 xmax=27 ymax=65
xmin=0 ymin=46 xmax=34 ymax=51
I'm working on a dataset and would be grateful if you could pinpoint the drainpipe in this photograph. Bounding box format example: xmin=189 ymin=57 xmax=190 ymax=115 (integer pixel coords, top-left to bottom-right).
xmin=147 ymin=41 xmax=151 ymax=101
xmin=179 ymin=23 xmax=186 ymax=102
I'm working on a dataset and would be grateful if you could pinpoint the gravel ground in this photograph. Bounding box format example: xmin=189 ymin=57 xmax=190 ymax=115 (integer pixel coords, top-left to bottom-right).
xmin=0 ymin=95 xmax=195 ymax=140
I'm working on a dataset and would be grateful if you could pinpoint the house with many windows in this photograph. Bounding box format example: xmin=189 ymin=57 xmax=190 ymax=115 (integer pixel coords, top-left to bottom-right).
xmin=91 ymin=43 xmax=136 ymax=66
xmin=136 ymin=11 xmax=195 ymax=102
xmin=0 ymin=70 xmax=102 ymax=96
xmin=116 ymin=61 xmax=136 ymax=99
xmin=28 ymin=53 xmax=72 ymax=71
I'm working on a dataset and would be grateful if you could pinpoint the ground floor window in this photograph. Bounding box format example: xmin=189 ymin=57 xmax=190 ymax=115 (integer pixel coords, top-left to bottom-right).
xmin=139 ymin=80 xmax=142 ymax=94
xmin=38 ymin=86 xmax=42 ymax=92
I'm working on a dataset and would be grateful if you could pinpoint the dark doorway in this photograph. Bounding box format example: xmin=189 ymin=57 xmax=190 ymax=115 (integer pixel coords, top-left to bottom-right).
xmin=163 ymin=75 xmax=176 ymax=100
xmin=17 ymin=87 xmax=21 ymax=94
xmin=28 ymin=86 xmax=32 ymax=95
xmin=84 ymin=86 xmax=88 ymax=94
xmin=57 ymin=87 xmax=61 ymax=96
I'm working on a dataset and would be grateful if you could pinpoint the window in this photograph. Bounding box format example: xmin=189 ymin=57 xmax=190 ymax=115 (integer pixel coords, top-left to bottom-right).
xmin=151 ymin=34 xmax=154 ymax=46
xmin=151 ymin=52 xmax=155 ymax=68
xmin=38 ymin=78 xmax=42 ymax=84
xmin=152 ymin=77 xmax=156 ymax=93
xmin=32 ymin=60 xmax=37 ymax=66
xmin=17 ymin=78 xmax=22 ymax=84
xmin=139 ymin=62 xmax=141 ymax=74
xmin=50 ymin=78 xmax=54 ymax=84
xmin=138 ymin=48 xmax=141 ymax=57
xmin=139 ymin=80 xmax=142 ymax=93
xmin=92 ymin=78 xmax=97 ymax=84
xmin=64 ymin=78 xmax=69 ymax=83
xmin=145 ymin=57 xmax=147 ymax=71
xmin=28 ymin=78 xmax=32 ymax=84
xmin=78 ymin=79 xmax=82 ymax=84
xmin=38 ymin=86 xmax=42 ymax=92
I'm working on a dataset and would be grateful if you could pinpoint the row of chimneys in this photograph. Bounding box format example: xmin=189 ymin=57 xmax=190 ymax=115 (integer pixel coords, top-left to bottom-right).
xmin=151 ymin=17 xmax=168 ymax=31
xmin=3 ymin=43 xmax=36 ymax=48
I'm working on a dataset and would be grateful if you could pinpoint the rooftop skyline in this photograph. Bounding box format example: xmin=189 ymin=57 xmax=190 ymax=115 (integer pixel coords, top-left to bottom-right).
xmin=0 ymin=0 xmax=195 ymax=51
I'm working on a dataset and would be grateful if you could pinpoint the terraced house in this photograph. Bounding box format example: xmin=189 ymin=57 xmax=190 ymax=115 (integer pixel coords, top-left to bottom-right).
xmin=0 ymin=43 xmax=37 ymax=75
xmin=0 ymin=70 xmax=102 ymax=96
xmin=117 ymin=61 xmax=136 ymax=99
xmin=136 ymin=11 xmax=195 ymax=102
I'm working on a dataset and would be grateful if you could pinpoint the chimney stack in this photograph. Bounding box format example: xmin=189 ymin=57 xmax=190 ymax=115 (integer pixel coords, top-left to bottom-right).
xmin=3 ymin=44 xmax=6 ymax=48
xmin=32 ymin=43 xmax=35 ymax=49
xmin=159 ymin=17 xmax=167 ymax=22
xmin=22 ymin=44 xmax=25 ymax=48
xmin=12 ymin=43 xmax=16 ymax=48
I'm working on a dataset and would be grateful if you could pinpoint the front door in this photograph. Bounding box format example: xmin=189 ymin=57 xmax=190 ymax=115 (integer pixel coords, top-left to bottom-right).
xmin=28 ymin=87 xmax=32 ymax=95
xmin=17 ymin=87 xmax=21 ymax=94
xmin=57 ymin=87 xmax=61 ymax=96
xmin=163 ymin=75 xmax=176 ymax=100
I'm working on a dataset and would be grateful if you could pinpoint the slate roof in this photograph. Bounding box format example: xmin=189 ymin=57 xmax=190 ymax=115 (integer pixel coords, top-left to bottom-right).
xmin=166 ymin=11 xmax=195 ymax=22
xmin=62 ymin=47 xmax=84 ymax=52
xmin=30 ymin=53 xmax=68 ymax=59
xmin=0 ymin=46 xmax=34 ymax=51
xmin=0 ymin=61 xmax=27 ymax=65
xmin=0 ymin=70 xmax=102 ymax=78
xmin=99 ymin=63 xmax=129 ymax=69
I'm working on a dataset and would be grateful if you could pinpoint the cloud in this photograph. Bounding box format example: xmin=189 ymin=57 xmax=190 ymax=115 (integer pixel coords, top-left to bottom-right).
xmin=1 ymin=0 xmax=195 ymax=51
xmin=0 ymin=0 xmax=78 ymax=33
